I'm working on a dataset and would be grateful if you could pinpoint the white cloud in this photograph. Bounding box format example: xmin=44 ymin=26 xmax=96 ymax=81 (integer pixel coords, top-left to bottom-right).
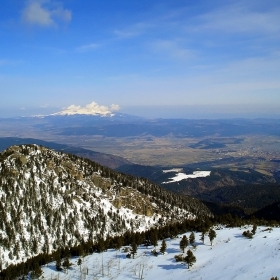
xmin=76 ymin=43 xmax=100 ymax=52
xmin=191 ymin=3 xmax=280 ymax=34
xmin=151 ymin=40 xmax=196 ymax=60
xmin=110 ymin=104 xmax=120 ymax=111
xmin=54 ymin=101 xmax=120 ymax=116
xmin=114 ymin=29 xmax=140 ymax=39
xmin=22 ymin=0 xmax=71 ymax=27
xmin=114 ymin=22 xmax=151 ymax=39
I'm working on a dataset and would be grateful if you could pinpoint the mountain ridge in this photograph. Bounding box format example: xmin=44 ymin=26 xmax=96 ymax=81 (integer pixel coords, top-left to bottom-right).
xmin=0 ymin=137 xmax=132 ymax=169
xmin=0 ymin=144 xmax=210 ymax=270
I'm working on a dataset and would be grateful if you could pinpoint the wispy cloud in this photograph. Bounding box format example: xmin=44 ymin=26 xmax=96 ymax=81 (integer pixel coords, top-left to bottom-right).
xmin=0 ymin=59 xmax=24 ymax=66
xmin=21 ymin=0 xmax=71 ymax=27
xmin=114 ymin=22 xmax=151 ymax=39
xmin=190 ymin=3 xmax=280 ymax=34
xmin=114 ymin=30 xmax=140 ymax=39
xmin=76 ymin=43 xmax=100 ymax=53
xmin=40 ymin=104 xmax=49 ymax=108
xmin=53 ymin=101 xmax=120 ymax=116
xmin=151 ymin=40 xmax=196 ymax=60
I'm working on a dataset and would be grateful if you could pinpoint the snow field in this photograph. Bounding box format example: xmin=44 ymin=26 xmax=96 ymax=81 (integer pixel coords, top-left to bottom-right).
xmin=40 ymin=226 xmax=280 ymax=280
xmin=163 ymin=170 xmax=211 ymax=184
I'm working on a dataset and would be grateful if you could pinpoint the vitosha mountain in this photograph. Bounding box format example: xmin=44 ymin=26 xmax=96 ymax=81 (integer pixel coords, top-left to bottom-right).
xmin=0 ymin=144 xmax=210 ymax=271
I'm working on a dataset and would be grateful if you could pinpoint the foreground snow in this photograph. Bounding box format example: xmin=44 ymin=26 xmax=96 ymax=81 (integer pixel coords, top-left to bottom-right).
xmin=39 ymin=226 xmax=280 ymax=279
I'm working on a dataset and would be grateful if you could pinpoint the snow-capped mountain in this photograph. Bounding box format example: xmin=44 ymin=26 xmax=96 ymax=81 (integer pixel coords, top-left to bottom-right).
xmin=0 ymin=144 xmax=210 ymax=272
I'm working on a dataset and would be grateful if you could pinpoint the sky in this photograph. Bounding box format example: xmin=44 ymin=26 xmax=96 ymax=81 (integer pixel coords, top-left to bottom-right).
xmin=1 ymin=0 xmax=280 ymax=118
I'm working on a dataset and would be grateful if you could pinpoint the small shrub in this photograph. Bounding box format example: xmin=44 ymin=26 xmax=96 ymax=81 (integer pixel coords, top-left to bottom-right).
xmin=123 ymin=247 xmax=130 ymax=253
xmin=174 ymin=254 xmax=184 ymax=262
xmin=242 ymin=230 xmax=253 ymax=239
xmin=151 ymin=249 xmax=158 ymax=257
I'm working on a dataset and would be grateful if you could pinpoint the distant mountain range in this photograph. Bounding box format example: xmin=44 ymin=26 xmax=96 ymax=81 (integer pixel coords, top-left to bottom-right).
xmin=0 ymin=137 xmax=131 ymax=169
xmin=1 ymin=114 xmax=280 ymax=138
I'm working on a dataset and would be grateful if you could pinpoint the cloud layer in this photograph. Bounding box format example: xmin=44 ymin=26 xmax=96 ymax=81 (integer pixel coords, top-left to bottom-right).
xmin=54 ymin=101 xmax=120 ymax=116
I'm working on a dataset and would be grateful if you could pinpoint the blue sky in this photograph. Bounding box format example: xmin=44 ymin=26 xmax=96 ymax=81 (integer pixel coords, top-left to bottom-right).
xmin=1 ymin=0 xmax=280 ymax=118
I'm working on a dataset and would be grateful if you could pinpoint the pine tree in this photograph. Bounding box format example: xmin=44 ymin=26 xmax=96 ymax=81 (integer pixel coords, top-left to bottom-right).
xmin=208 ymin=228 xmax=217 ymax=246
xmin=251 ymin=224 xmax=257 ymax=235
xmin=55 ymin=257 xmax=62 ymax=271
xmin=184 ymin=249 xmax=196 ymax=269
xmin=62 ymin=257 xmax=71 ymax=274
xmin=150 ymin=230 xmax=158 ymax=248
xmin=189 ymin=232 xmax=195 ymax=246
xmin=30 ymin=262 xmax=43 ymax=279
xmin=77 ymin=258 xmax=82 ymax=272
xmin=98 ymin=238 xmax=106 ymax=252
xmin=131 ymin=241 xmax=137 ymax=259
xmin=200 ymin=227 xmax=208 ymax=244
xmin=160 ymin=239 xmax=167 ymax=254
xmin=180 ymin=235 xmax=188 ymax=253
xmin=115 ymin=235 xmax=124 ymax=251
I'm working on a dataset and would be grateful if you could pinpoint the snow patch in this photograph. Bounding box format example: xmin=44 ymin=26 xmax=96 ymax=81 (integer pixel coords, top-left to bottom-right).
xmin=163 ymin=170 xmax=211 ymax=184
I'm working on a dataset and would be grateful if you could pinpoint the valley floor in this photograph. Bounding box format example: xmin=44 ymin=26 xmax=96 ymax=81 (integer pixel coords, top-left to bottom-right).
xmin=39 ymin=226 xmax=280 ymax=280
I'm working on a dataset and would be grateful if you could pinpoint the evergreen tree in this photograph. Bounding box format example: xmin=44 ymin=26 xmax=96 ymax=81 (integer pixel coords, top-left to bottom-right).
xmin=62 ymin=257 xmax=71 ymax=274
xmin=252 ymin=224 xmax=257 ymax=235
xmin=98 ymin=238 xmax=106 ymax=252
xmin=55 ymin=257 xmax=62 ymax=271
xmin=180 ymin=235 xmax=188 ymax=253
xmin=131 ymin=241 xmax=137 ymax=259
xmin=200 ymin=227 xmax=208 ymax=244
xmin=115 ymin=236 xmax=124 ymax=251
xmin=150 ymin=230 xmax=158 ymax=248
xmin=208 ymin=228 xmax=217 ymax=246
xmin=30 ymin=263 xmax=42 ymax=279
xmin=135 ymin=232 xmax=143 ymax=246
xmin=184 ymin=249 xmax=196 ymax=269
xmin=160 ymin=239 xmax=167 ymax=254
xmin=189 ymin=232 xmax=195 ymax=246
xmin=77 ymin=258 xmax=82 ymax=272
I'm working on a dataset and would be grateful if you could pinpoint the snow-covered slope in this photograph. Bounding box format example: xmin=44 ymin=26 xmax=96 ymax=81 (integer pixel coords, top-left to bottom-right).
xmin=39 ymin=225 xmax=280 ymax=280
xmin=0 ymin=144 xmax=210 ymax=271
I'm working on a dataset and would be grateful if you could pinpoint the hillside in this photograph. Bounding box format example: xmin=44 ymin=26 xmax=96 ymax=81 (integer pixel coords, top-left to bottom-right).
xmin=38 ymin=226 xmax=280 ymax=279
xmin=0 ymin=144 xmax=210 ymax=271
xmin=117 ymin=164 xmax=280 ymax=214
xmin=251 ymin=201 xmax=280 ymax=221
